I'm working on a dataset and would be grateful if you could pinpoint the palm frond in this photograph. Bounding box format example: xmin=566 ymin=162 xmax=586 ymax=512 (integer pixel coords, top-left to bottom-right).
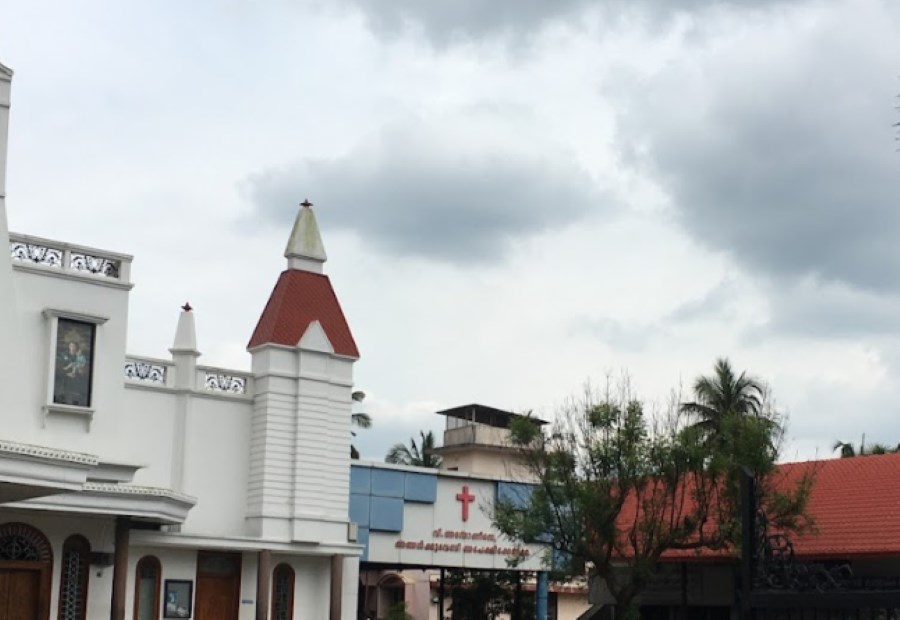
xmin=386 ymin=442 xmax=413 ymax=465
xmin=352 ymin=412 xmax=373 ymax=429
xmin=385 ymin=430 xmax=442 ymax=468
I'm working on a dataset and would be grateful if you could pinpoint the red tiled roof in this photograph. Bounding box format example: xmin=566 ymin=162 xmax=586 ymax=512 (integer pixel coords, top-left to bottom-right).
xmin=247 ymin=269 xmax=359 ymax=358
xmin=649 ymin=453 xmax=900 ymax=562
xmin=777 ymin=453 xmax=900 ymax=558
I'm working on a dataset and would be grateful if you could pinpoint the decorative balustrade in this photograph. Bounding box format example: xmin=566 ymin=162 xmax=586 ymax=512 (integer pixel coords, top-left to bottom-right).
xmin=10 ymin=240 xmax=63 ymax=267
xmin=200 ymin=368 xmax=249 ymax=395
xmin=9 ymin=233 xmax=130 ymax=284
xmin=124 ymin=357 xmax=172 ymax=387
xmin=124 ymin=359 xmax=252 ymax=397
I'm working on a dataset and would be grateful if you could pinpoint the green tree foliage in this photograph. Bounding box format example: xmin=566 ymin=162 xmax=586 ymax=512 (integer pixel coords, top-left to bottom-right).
xmin=444 ymin=570 xmax=533 ymax=620
xmin=386 ymin=430 xmax=442 ymax=468
xmin=494 ymin=362 xmax=813 ymax=617
xmin=384 ymin=602 xmax=413 ymax=620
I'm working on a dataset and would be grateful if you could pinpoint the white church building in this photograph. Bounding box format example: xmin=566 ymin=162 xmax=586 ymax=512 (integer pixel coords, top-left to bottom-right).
xmin=0 ymin=61 xmax=362 ymax=619
xmin=0 ymin=59 xmax=566 ymax=620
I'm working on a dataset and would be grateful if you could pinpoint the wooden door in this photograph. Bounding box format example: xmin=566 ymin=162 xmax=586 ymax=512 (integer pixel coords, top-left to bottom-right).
xmin=0 ymin=567 xmax=40 ymax=620
xmin=194 ymin=552 xmax=241 ymax=620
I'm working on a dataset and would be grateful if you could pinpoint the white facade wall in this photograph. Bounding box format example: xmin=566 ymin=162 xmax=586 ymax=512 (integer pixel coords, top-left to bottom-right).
xmin=277 ymin=554 xmax=332 ymax=620
xmin=0 ymin=65 xmax=9 ymax=195
xmin=4 ymin=265 xmax=255 ymax=540
xmin=248 ymin=348 xmax=298 ymax=526
xmin=7 ymin=267 xmax=131 ymax=448
xmin=293 ymin=352 xmax=354 ymax=521
xmin=180 ymin=394 xmax=252 ymax=536
xmin=119 ymin=386 xmax=179 ymax=488
xmin=440 ymin=449 xmax=531 ymax=481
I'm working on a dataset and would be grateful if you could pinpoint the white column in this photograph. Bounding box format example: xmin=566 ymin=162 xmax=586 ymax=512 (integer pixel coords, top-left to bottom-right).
xmin=246 ymin=347 xmax=299 ymax=537
xmin=0 ymin=64 xmax=21 ymax=419
xmin=340 ymin=556 xmax=360 ymax=620
xmin=170 ymin=307 xmax=200 ymax=493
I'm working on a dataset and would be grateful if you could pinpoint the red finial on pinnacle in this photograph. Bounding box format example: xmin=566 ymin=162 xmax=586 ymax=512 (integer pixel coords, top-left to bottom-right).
xmin=181 ymin=302 xmax=193 ymax=312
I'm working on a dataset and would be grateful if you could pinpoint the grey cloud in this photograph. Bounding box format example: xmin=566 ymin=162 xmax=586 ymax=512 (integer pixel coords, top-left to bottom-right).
xmin=334 ymin=0 xmax=588 ymax=44
xmin=786 ymin=374 xmax=900 ymax=454
xmin=331 ymin=0 xmax=801 ymax=46
xmin=244 ymin=115 xmax=603 ymax=264
xmin=617 ymin=3 xmax=900 ymax=294
xmin=666 ymin=279 xmax=740 ymax=324
xmin=570 ymin=316 xmax=660 ymax=352
xmin=754 ymin=280 xmax=900 ymax=340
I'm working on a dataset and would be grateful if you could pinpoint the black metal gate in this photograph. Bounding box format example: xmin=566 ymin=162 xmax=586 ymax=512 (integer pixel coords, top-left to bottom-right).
xmin=740 ymin=470 xmax=900 ymax=620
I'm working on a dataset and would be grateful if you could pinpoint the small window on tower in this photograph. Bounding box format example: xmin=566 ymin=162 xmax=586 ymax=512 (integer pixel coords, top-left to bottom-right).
xmin=52 ymin=318 xmax=96 ymax=408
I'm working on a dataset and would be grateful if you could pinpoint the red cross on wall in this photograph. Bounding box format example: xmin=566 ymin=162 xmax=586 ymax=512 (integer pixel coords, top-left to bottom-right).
xmin=456 ymin=485 xmax=475 ymax=522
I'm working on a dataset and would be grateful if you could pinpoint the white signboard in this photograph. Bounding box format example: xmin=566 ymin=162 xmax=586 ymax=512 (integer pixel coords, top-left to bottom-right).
xmin=365 ymin=474 xmax=546 ymax=571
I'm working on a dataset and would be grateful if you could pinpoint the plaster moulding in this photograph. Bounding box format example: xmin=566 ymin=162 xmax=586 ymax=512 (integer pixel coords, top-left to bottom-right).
xmin=87 ymin=460 xmax=144 ymax=484
xmin=130 ymin=530 xmax=363 ymax=557
xmin=10 ymin=483 xmax=197 ymax=525
xmin=0 ymin=439 xmax=98 ymax=466
xmin=41 ymin=308 xmax=110 ymax=324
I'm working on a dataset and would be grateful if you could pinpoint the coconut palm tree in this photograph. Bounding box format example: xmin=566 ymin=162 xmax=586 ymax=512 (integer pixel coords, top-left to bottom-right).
xmin=833 ymin=437 xmax=899 ymax=458
xmin=350 ymin=391 xmax=371 ymax=460
xmin=680 ymin=357 xmax=767 ymax=447
xmin=386 ymin=430 xmax=442 ymax=468
xmin=832 ymin=440 xmax=857 ymax=458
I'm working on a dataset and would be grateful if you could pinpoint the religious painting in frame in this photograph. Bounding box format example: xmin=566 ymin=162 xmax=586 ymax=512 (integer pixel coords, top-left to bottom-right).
xmin=52 ymin=318 xmax=96 ymax=407
xmin=163 ymin=580 xmax=193 ymax=618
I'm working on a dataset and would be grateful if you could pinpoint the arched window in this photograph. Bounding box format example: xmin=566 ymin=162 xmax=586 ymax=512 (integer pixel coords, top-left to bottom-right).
xmin=133 ymin=555 xmax=161 ymax=620
xmin=271 ymin=563 xmax=295 ymax=620
xmin=0 ymin=522 xmax=53 ymax=562
xmin=58 ymin=534 xmax=90 ymax=620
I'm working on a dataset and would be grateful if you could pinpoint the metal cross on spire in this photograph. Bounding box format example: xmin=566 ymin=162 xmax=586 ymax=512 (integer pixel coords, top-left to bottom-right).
xmin=300 ymin=198 xmax=313 ymax=208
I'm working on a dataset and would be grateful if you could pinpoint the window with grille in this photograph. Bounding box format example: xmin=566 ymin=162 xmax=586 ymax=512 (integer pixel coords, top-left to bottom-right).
xmin=134 ymin=556 xmax=161 ymax=620
xmin=271 ymin=563 xmax=295 ymax=620
xmin=58 ymin=535 xmax=90 ymax=620
xmin=0 ymin=522 xmax=52 ymax=562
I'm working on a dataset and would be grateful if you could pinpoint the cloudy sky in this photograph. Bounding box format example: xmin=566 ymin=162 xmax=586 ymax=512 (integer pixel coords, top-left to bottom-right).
xmin=2 ymin=0 xmax=899 ymax=461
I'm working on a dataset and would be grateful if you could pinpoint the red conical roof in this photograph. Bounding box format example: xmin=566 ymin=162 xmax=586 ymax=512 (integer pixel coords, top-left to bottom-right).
xmin=247 ymin=269 xmax=359 ymax=358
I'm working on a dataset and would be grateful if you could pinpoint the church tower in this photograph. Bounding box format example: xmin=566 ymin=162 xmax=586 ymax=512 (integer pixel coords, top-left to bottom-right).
xmin=246 ymin=200 xmax=360 ymax=543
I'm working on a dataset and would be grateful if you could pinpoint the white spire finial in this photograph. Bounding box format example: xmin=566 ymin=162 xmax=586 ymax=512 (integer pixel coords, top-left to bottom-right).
xmin=284 ymin=199 xmax=327 ymax=273
xmin=170 ymin=303 xmax=199 ymax=354
xmin=170 ymin=303 xmax=200 ymax=390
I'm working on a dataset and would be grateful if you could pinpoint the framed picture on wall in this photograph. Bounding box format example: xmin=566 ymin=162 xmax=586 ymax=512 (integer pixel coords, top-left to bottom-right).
xmin=163 ymin=580 xmax=193 ymax=618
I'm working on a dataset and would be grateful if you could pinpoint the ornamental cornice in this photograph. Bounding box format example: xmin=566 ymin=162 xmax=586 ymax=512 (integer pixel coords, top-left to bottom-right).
xmin=9 ymin=483 xmax=197 ymax=524
xmin=0 ymin=440 xmax=98 ymax=466
xmin=81 ymin=482 xmax=196 ymax=504
xmin=130 ymin=530 xmax=364 ymax=556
